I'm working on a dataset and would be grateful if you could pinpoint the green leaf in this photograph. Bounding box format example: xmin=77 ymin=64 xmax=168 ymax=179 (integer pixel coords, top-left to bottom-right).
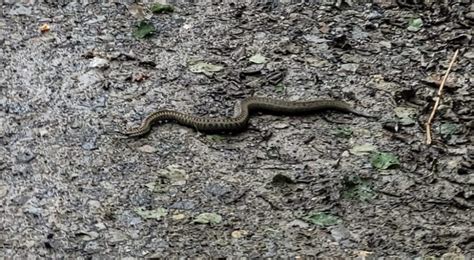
xmin=333 ymin=127 xmax=353 ymax=138
xmin=407 ymin=18 xmax=423 ymax=32
xmin=193 ymin=213 xmax=222 ymax=224
xmin=134 ymin=207 xmax=167 ymax=220
xmin=133 ymin=21 xmax=155 ymax=39
xmin=151 ymin=3 xmax=174 ymax=13
xmin=249 ymin=53 xmax=266 ymax=64
xmin=189 ymin=62 xmax=224 ymax=76
xmin=274 ymin=83 xmax=285 ymax=93
xmin=438 ymin=123 xmax=460 ymax=140
xmin=304 ymin=212 xmax=341 ymax=227
xmin=343 ymin=177 xmax=376 ymax=202
xmin=371 ymin=152 xmax=400 ymax=170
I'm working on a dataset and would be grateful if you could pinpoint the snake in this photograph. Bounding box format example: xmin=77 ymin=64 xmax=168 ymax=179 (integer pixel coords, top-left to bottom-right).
xmin=123 ymin=97 xmax=375 ymax=137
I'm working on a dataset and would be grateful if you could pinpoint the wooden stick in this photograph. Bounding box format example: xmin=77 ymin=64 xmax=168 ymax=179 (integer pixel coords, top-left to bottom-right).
xmin=425 ymin=49 xmax=459 ymax=145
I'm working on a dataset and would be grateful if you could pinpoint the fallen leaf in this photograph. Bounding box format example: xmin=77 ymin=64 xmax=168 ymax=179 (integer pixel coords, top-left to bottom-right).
xmin=304 ymin=212 xmax=342 ymax=227
xmin=134 ymin=207 xmax=167 ymax=220
xmin=394 ymin=107 xmax=417 ymax=126
xmin=151 ymin=3 xmax=174 ymax=14
xmin=189 ymin=62 xmax=223 ymax=76
xmin=274 ymin=83 xmax=285 ymax=93
xmin=371 ymin=152 xmax=400 ymax=170
xmin=39 ymin=23 xmax=50 ymax=33
xmin=127 ymin=3 xmax=152 ymax=20
xmin=193 ymin=212 xmax=222 ymax=224
xmin=333 ymin=127 xmax=353 ymax=138
xmin=343 ymin=177 xmax=376 ymax=202
xmin=349 ymin=144 xmax=377 ymax=155
xmin=407 ymin=18 xmax=423 ymax=32
xmin=133 ymin=21 xmax=155 ymax=39
xmin=438 ymin=123 xmax=461 ymax=140
xmin=157 ymin=164 xmax=187 ymax=186
xmin=249 ymin=53 xmax=266 ymax=64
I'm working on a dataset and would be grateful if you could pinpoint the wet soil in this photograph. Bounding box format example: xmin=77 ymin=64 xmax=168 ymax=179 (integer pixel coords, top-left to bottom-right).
xmin=0 ymin=1 xmax=473 ymax=258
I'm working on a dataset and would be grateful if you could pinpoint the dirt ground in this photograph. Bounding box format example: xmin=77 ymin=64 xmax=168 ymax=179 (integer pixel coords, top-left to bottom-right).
xmin=1 ymin=0 xmax=473 ymax=258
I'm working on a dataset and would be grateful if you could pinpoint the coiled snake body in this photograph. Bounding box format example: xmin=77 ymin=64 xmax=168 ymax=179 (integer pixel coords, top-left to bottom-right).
xmin=124 ymin=97 xmax=374 ymax=137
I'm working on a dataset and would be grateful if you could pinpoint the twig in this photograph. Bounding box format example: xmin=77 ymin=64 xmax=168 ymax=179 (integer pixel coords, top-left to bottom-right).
xmin=425 ymin=49 xmax=459 ymax=145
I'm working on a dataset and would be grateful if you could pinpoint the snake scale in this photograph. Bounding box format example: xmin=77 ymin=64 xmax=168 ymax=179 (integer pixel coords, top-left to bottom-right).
xmin=123 ymin=97 xmax=375 ymax=137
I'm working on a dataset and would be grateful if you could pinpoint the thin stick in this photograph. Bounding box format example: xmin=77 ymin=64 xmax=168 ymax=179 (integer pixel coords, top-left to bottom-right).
xmin=425 ymin=49 xmax=459 ymax=145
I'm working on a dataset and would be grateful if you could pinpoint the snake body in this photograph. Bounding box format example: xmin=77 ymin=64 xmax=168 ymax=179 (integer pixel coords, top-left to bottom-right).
xmin=124 ymin=97 xmax=374 ymax=137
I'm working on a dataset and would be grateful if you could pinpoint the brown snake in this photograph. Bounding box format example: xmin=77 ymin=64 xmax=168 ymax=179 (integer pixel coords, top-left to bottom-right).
xmin=123 ymin=97 xmax=375 ymax=137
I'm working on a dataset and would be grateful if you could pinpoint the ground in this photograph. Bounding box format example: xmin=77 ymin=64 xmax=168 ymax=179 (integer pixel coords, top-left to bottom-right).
xmin=0 ymin=1 xmax=473 ymax=258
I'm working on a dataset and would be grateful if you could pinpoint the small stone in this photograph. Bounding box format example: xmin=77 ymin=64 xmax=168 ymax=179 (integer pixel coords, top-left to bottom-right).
xmin=286 ymin=219 xmax=309 ymax=229
xmin=94 ymin=222 xmax=107 ymax=230
xmin=137 ymin=145 xmax=157 ymax=153
xmin=78 ymin=70 xmax=103 ymax=87
xmin=108 ymin=230 xmax=128 ymax=244
xmin=88 ymin=57 xmax=109 ymax=69
xmin=231 ymin=230 xmax=248 ymax=239
xmin=88 ymin=200 xmax=101 ymax=209
xmin=378 ymin=41 xmax=392 ymax=49
xmin=340 ymin=63 xmax=359 ymax=73
xmin=82 ymin=138 xmax=97 ymax=151
xmin=464 ymin=51 xmax=474 ymax=59
xmin=330 ymin=225 xmax=352 ymax=242
xmin=272 ymin=122 xmax=289 ymax=129
xmin=465 ymin=12 xmax=474 ymax=20
xmin=172 ymin=214 xmax=186 ymax=220
xmin=367 ymin=11 xmax=383 ymax=20
xmin=0 ymin=182 xmax=8 ymax=198
xmin=169 ymin=200 xmax=195 ymax=210
xmin=16 ymin=150 xmax=36 ymax=163
xmin=77 ymin=231 xmax=100 ymax=241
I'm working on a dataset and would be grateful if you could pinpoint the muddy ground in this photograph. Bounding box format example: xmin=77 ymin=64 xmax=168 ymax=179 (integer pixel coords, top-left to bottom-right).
xmin=0 ymin=0 xmax=473 ymax=258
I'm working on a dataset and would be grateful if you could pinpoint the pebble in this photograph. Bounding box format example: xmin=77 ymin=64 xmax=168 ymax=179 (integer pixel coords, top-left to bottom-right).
xmin=16 ymin=150 xmax=36 ymax=163
xmin=0 ymin=182 xmax=8 ymax=198
xmin=88 ymin=57 xmax=109 ymax=69
xmin=465 ymin=12 xmax=474 ymax=20
xmin=137 ymin=145 xmax=157 ymax=153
